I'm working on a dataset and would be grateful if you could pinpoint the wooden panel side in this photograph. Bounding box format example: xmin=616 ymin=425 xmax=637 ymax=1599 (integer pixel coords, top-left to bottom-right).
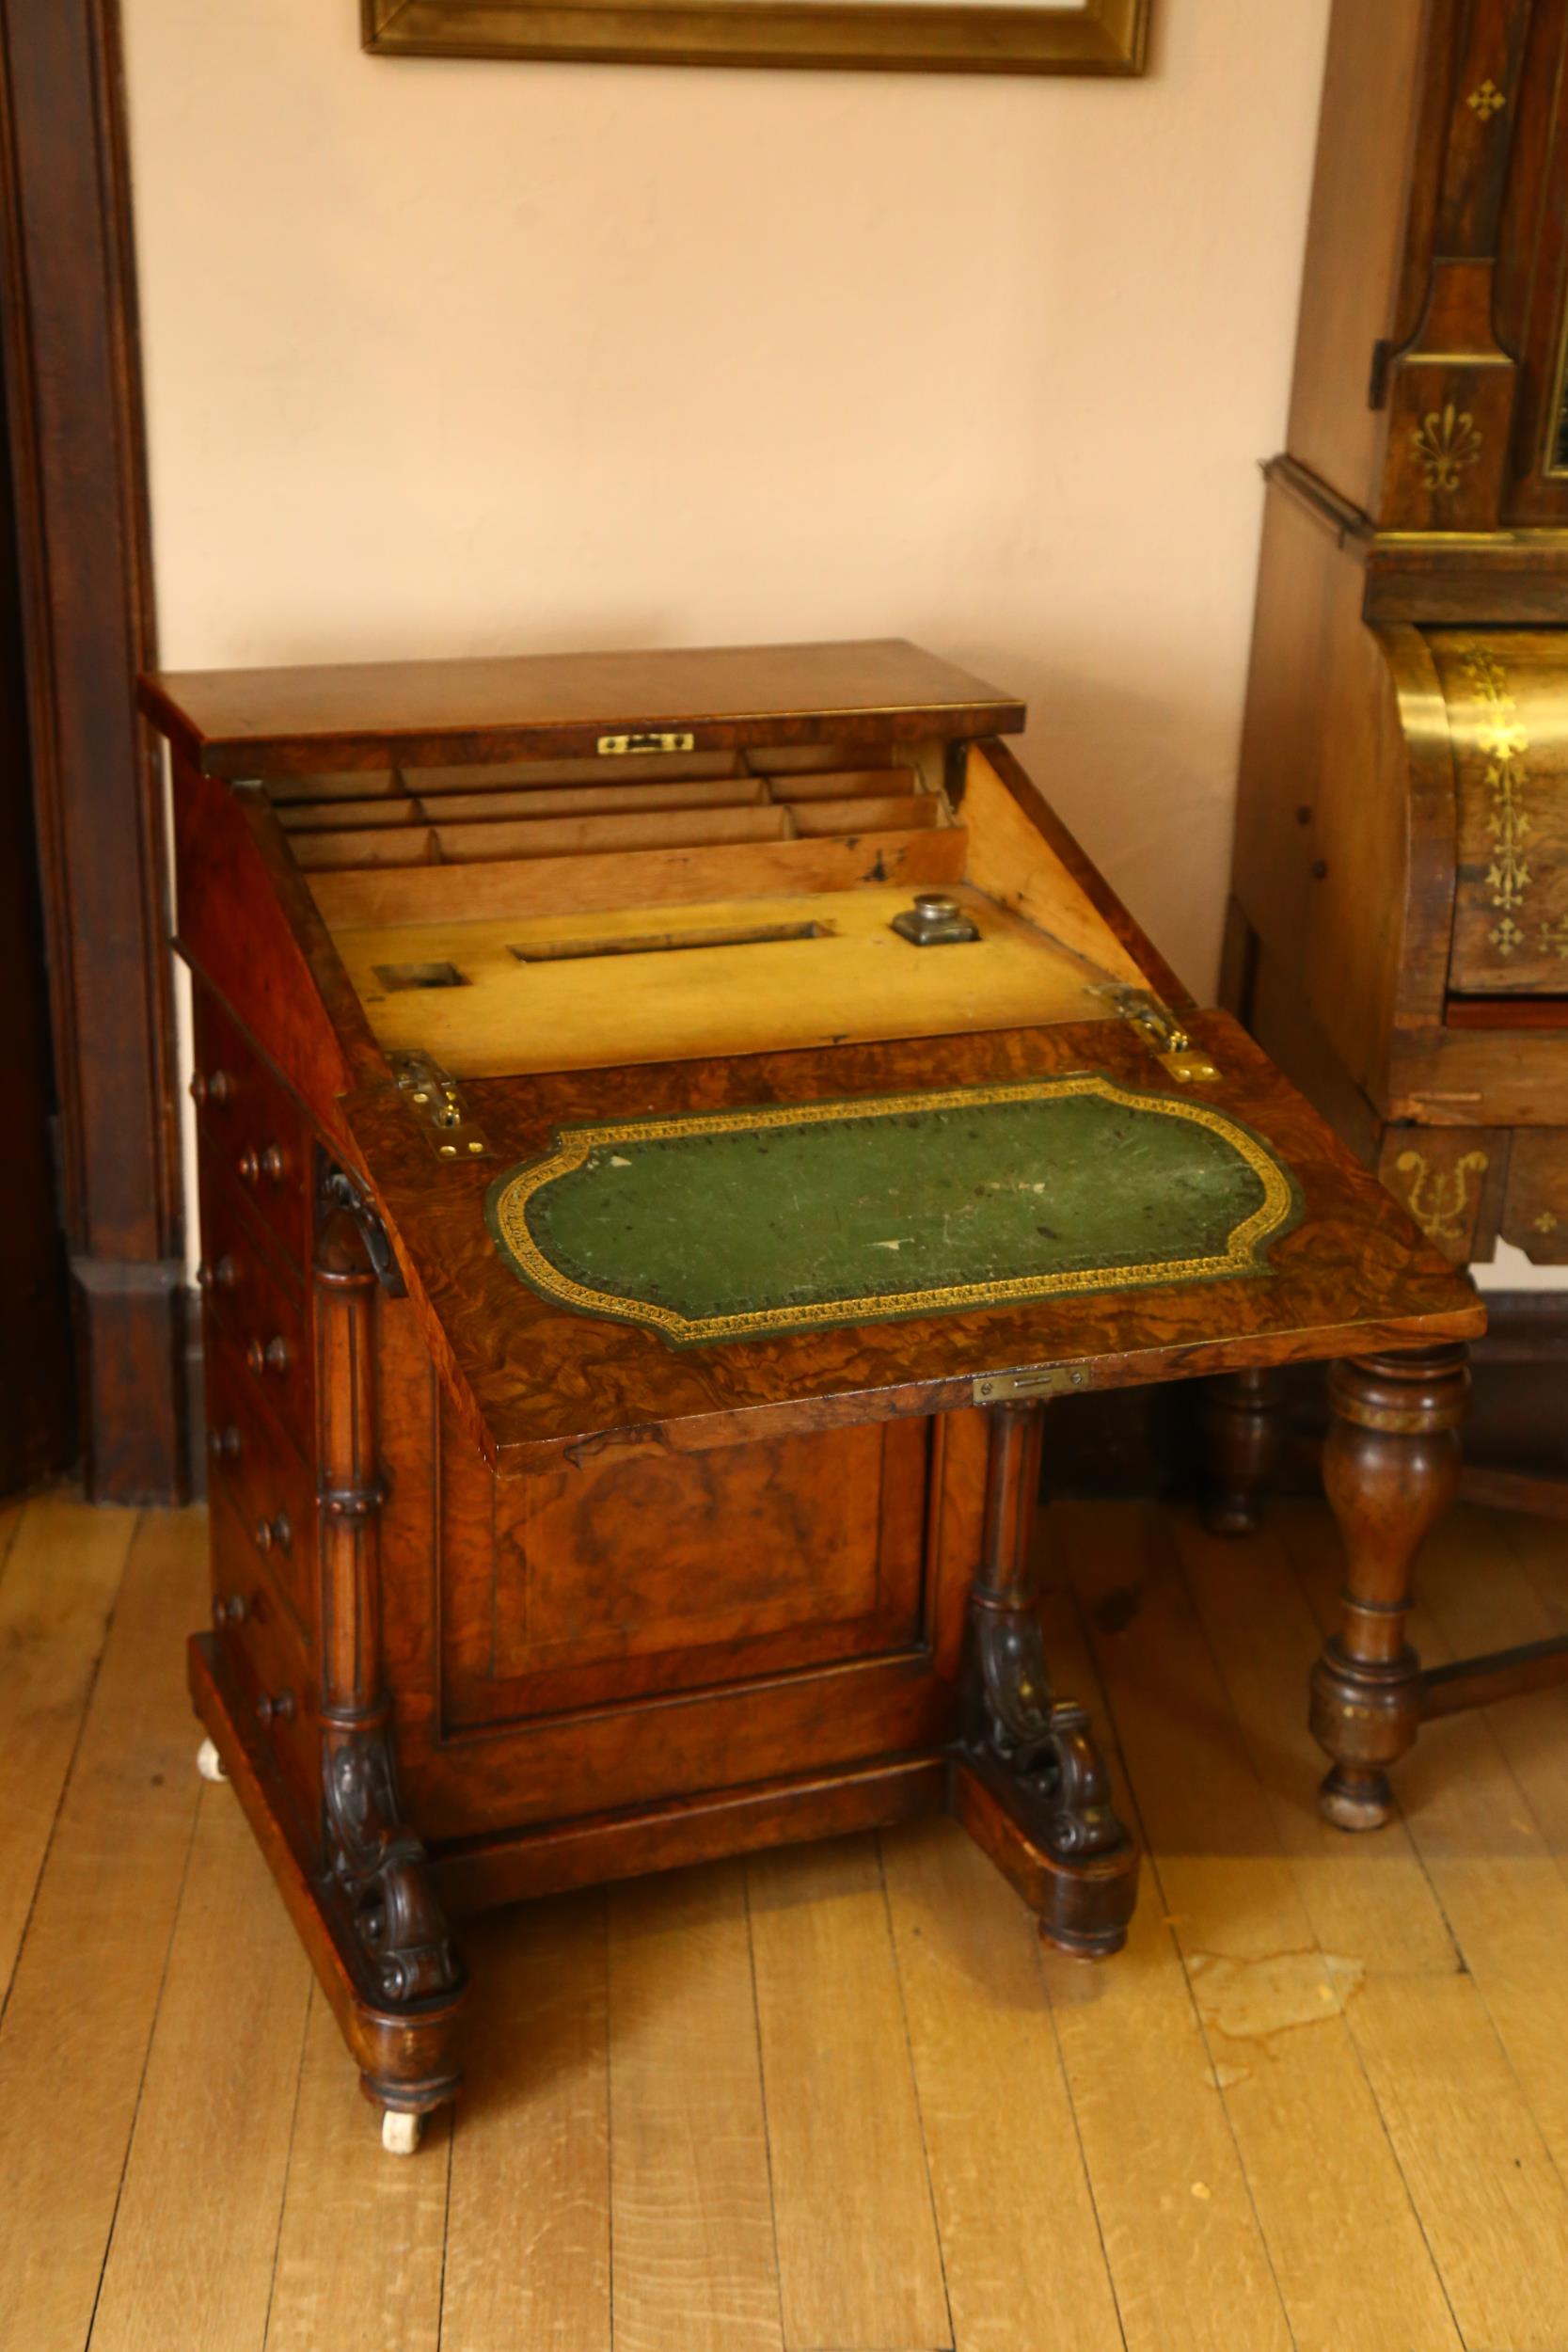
xmin=172 ymin=750 xmax=380 ymax=1133
xmin=1285 ymin=0 xmax=1429 ymax=514
xmin=961 ymin=740 xmax=1176 ymax=1000
xmin=1233 ymin=487 xmax=1456 ymax=1114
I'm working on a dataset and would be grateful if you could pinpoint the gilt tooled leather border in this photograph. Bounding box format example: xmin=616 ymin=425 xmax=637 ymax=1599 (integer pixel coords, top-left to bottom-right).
xmin=483 ymin=1074 xmax=1303 ymax=1347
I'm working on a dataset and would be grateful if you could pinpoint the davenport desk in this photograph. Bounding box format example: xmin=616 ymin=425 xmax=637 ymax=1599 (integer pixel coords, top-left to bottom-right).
xmin=140 ymin=641 xmax=1483 ymax=2152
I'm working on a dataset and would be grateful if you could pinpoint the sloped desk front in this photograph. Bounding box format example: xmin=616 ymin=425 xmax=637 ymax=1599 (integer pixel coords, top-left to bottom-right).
xmin=143 ymin=640 xmax=1482 ymax=2151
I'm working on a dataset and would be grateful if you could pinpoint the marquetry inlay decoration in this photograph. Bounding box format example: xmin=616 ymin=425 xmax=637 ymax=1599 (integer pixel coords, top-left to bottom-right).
xmin=1467 ymin=78 xmax=1507 ymax=119
xmin=1395 ymin=1149 xmax=1488 ymax=1249
xmin=1535 ymin=1210 xmax=1560 ymax=1235
xmin=1540 ymin=917 xmax=1568 ymax=961
xmin=1457 ymin=642 xmax=1532 ymax=956
xmin=1413 ymin=404 xmax=1484 ymax=494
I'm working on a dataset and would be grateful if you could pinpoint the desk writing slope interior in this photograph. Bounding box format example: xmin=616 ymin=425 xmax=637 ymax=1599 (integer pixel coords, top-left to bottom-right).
xmin=192 ymin=695 xmax=1471 ymax=1468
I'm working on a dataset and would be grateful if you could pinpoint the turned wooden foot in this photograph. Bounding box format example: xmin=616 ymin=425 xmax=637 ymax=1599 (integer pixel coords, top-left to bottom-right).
xmin=1311 ymin=1344 xmax=1467 ymax=1830
xmin=954 ymin=1400 xmax=1138 ymax=1954
xmin=1202 ymin=1368 xmax=1287 ymax=1535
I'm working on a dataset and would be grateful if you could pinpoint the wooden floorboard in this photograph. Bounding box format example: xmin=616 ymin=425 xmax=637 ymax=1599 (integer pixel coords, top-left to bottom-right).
xmin=440 ymin=1895 xmax=610 ymax=2352
xmin=880 ymin=1814 xmax=1126 ymax=2352
xmin=0 ymin=1494 xmax=137 ymax=2006
xmin=1281 ymin=1501 xmax=1568 ymax=2350
xmin=747 ymin=1832 xmax=952 ymax=2352
xmin=264 ymin=1987 xmax=451 ymax=2352
xmin=609 ymin=1860 xmax=783 ymax=2352
xmin=0 ymin=1507 xmax=205 ymax=2352
xmin=1060 ymin=1502 xmax=1461 ymax=2352
xmin=5 ymin=1496 xmax=1568 ymax=2352
xmin=86 ymin=1775 xmax=314 ymax=2352
xmin=1029 ymin=1563 xmax=1294 ymax=2352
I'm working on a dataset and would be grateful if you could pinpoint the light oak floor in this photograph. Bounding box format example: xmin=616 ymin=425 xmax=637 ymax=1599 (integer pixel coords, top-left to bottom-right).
xmin=3 ymin=1491 xmax=1568 ymax=2352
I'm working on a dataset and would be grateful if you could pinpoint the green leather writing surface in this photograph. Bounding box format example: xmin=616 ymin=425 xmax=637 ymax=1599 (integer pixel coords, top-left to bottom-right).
xmin=484 ymin=1075 xmax=1302 ymax=1348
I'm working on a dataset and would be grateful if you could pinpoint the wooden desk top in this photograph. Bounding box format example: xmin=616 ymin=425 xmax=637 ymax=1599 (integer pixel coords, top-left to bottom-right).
xmin=140 ymin=640 xmax=1025 ymax=779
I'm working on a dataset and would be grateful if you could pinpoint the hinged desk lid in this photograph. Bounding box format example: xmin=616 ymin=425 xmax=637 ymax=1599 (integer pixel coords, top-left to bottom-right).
xmin=342 ymin=1010 xmax=1481 ymax=1476
xmin=141 ymin=639 xmax=1024 ymax=780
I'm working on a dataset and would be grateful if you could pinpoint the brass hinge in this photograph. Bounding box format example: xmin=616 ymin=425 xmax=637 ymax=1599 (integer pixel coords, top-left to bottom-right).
xmin=974 ymin=1364 xmax=1093 ymax=1404
xmin=389 ymin=1051 xmax=492 ymax=1162
xmin=1096 ymin=986 xmax=1218 ymax=1082
xmin=597 ymin=730 xmax=696 ymax=757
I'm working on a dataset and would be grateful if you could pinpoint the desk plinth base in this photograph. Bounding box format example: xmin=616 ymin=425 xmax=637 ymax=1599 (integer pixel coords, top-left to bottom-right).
xmin=952 ymin=1755 xmax=1138 ymax=1954
xmin=188 ymin=1631 xmax=468 ymax=2128
xmin=190 ymin=1632 xmax=1138 ymax=2150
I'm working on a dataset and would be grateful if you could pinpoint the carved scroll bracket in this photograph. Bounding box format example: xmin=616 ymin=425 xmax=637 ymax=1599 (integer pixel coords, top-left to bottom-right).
xmin=962 ymin=1401 xmax=1132 ymax=1863
xmin=321 ymin=1162 xmax=405 ymax=1295
xmin=966 ymin=1590 xmax=1126 ymax=1857
xmin=322 ymin=1724 xmax=462 ymax=2007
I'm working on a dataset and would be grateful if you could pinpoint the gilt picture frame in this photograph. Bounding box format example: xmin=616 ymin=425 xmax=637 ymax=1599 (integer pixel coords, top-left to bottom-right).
xmin=361 ymin=0 xmax=1149 ymax=77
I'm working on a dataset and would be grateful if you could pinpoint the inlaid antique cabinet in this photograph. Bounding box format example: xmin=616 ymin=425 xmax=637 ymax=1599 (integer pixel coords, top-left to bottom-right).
xmin=144 ymin=640 xmax=1479 ymax=2150
xmin=1227 ymin=0 xmax=1568 ymax=1268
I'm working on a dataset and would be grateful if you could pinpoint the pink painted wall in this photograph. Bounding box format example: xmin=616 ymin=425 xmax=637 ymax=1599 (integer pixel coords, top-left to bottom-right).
xmin=122 ymin=0 xmax=1331 ymax=999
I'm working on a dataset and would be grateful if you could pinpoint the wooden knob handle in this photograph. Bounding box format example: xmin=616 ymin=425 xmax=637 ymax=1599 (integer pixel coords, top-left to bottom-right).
xmin=245 ymin=1335 xmax=291 ymax=1376
xmin=196 ymin=1253 xmax=239 ymax=1294
xmin=237 ymin=1142 xmax=286 ymax=1186
xmin=191 ymin=1069 xmax=233 ymax=1109
xmin=211 ymin=1591 xmax=248 ymax=1628
xmin=206 ymin=1422 xmax=242 ymax=1462
xmin=255 ymin=1690 xmax=295 ymax=1726
xmin=253 ymin=1512 xmax=292 ymax=1556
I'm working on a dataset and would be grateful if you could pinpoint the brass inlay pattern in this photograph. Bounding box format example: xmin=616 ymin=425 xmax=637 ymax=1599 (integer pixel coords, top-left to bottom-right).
xmin=1413 ymin=404 xmax=1483 ymax=493
xmin=1457 ymin=642 xmax=1532 ymax=957
xmin=1535 ymin=1211 xmax=1560 ymax=1235
xmin=1467 ymin=78 xmax=1506 ymax=119
xmin=1395 ymin=1149 xmax=1488 ymax=1249
xmin=488 ymin=1076 xmax=1297 ymax=1345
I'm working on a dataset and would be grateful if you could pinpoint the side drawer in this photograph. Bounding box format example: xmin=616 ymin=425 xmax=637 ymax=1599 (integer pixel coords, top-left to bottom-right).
xmin=210 ymin=1480 xmax=319 ymax=1836
xmin=191 ymin=986 xmax=310 ymax=1269
xmin=204 ymin=1338 xmax=316 ymax=1655
xmin=198 ymin=1162 xmax=313 ymax=1461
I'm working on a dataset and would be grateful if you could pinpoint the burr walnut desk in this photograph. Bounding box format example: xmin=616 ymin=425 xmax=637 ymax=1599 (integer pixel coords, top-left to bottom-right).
xmin=141 ymin=640 xmax=1481 ymax=2152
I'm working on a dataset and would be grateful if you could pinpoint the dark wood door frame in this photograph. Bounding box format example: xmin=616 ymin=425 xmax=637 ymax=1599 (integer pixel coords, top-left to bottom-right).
xmin=0 ymin=0 xmax=186 ymax=1502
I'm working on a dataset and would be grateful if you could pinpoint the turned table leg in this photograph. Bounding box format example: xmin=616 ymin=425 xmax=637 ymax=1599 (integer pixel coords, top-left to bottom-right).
xmin=1311 ymin=1344 xmax=1468 ymax=1831
xmin=950 ymin=1399 xmax=1139 ymax=1954
xmin=1201 ymin=1367 xmax=1287 ymax=1535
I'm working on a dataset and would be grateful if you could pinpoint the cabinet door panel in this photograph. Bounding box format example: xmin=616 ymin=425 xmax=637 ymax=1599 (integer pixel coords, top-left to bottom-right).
xmin=440 ymin=1414 xmax=931 ymax=1729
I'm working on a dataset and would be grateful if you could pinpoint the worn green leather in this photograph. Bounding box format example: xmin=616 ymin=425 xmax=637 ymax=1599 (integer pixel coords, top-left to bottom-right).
xmin=485 ymin=1074 xmax=1302 ymax=1347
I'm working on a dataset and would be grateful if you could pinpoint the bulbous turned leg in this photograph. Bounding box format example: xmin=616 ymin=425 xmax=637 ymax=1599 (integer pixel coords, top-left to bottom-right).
xmin=1312 ymin=1344 xmax=1467 ymax=1830
xmin=1202 ymin=1368 xmax=1287 ymax=1536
